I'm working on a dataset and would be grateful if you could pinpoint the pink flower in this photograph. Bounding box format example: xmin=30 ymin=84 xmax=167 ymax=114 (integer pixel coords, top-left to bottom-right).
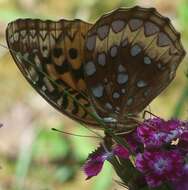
xmin=83 ymin=151 xmax=111 ymax=180
xmin=135 ymin=150 xmax=184 ymax=188
xmin=83 ymin=145 xmax=129 ymax=179
xmin=137 ymin=118 xmax=183 ymax=149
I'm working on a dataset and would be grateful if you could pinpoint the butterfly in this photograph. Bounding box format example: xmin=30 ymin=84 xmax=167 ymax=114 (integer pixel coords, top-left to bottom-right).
xmin=6 ymin=6 xmax=186 ymax=131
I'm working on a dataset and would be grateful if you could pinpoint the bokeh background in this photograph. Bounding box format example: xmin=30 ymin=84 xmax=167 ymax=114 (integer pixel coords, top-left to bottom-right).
xmin=0 ymin=0 xmax=187 ymax=190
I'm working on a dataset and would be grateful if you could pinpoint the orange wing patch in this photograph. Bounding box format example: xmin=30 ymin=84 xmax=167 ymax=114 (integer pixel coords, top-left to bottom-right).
xmin=6 ymin=18 xmax=101 ymax=127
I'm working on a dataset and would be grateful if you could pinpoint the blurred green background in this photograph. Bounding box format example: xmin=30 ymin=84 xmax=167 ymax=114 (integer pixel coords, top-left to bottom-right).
xmin=0 ymin=0 xmax=187 ymax=190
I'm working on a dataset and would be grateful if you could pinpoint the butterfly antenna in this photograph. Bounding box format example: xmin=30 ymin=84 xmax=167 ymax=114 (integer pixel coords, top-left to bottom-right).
xmin=51 ymin=127 xmax=101 ymax=139
xmin=80 ymin=122 xmax=103 ymax=138
xmin=143 ymin=110 xmax=160 ymax=119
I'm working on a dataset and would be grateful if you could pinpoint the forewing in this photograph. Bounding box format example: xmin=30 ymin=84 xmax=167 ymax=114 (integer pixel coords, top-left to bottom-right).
xmin=6 ymin=18 xmax=100 ymax=126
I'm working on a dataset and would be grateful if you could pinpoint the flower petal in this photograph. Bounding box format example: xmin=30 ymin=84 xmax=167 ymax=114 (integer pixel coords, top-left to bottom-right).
xmin=145 ymin=173 xmax=163 ymax=188
xmin=124 ymin=130 xmax=141 ymax=153
xmin=137 ymin=118 xmax=183 ymax=148
xmin=83 ymin=156 xmax=105 ymax=180
xmin=114 ymin=145 xmax=129 ymax=159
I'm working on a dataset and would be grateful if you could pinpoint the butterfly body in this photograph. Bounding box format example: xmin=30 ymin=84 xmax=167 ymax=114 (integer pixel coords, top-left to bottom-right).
xmin=6 ymin=6 xmax=186 ymax=130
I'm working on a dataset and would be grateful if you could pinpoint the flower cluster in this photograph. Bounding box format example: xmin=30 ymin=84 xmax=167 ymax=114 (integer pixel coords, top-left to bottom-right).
xmin=135 ymin=117 xmax=188 ymax=188
xmin=137 ymin=118 xmax=183 ymax=149
xmin=83 ymin=117 xmax=188 ymax=189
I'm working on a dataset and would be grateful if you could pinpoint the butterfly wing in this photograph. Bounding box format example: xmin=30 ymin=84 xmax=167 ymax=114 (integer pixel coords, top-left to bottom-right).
xmin=6 ymin=18 xmax=100 ymax=127
xmin=84 ymin=6 xmax=185 ymax=122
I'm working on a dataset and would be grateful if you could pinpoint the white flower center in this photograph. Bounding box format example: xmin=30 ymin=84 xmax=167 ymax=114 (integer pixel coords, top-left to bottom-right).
xmin=154 ymin=158 xmax=168 ymax=174
xmin=102 ymin=152 xmax=113 ymax=161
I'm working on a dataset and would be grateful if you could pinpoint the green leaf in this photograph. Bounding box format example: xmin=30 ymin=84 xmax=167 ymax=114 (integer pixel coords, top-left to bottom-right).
xmin=33 ymin=128 xmax=70 ymax=159
xmin=55 ymin=166 xmax=75 ymax=182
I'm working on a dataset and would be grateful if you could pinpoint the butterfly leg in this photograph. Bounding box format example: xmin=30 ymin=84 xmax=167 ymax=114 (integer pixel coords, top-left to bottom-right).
xmin=142 ymin=110 xmax=160 ymax=120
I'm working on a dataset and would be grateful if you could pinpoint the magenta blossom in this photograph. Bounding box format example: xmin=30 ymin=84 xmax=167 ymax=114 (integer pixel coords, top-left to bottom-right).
xmin=137 ymin=118 xmax=183 ymax=149
xmin=135 ymin=150 xmax=184 ymax=188
xmin=83 ymin=145 xmax=129 ymax=179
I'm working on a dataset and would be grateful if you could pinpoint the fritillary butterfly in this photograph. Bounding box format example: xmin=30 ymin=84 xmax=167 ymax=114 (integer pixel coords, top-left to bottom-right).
xmin=6 ymin=6 xmax=186 ymax=130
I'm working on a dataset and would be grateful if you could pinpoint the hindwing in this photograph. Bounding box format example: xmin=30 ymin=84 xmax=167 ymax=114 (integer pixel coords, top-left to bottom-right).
xmin=84 ymin=6 xmax=185 ymax=124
